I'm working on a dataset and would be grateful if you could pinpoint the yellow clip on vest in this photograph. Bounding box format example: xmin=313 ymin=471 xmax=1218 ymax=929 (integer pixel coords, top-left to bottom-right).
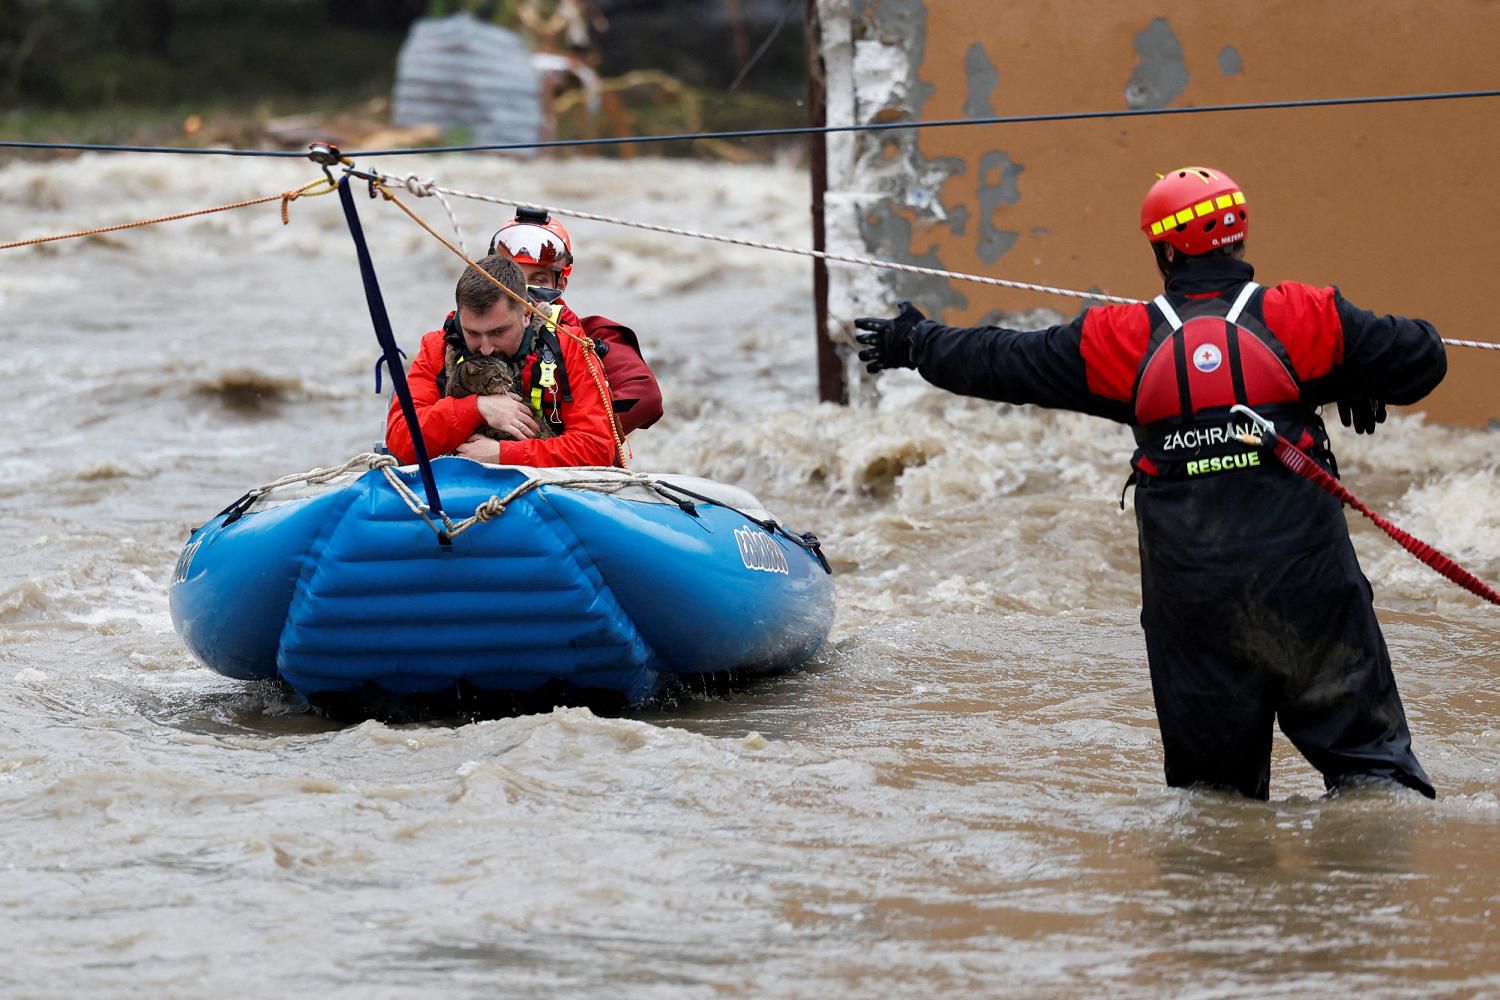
xmin=528 ymin=304 xmax=564 ymax=422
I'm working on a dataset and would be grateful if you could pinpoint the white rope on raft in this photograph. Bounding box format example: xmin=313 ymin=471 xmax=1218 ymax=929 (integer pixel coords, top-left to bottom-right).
xmin=386 ymin=172 xmax=1500 ymax=351
xmin=244 ymin=454 xmax=694 ymax=540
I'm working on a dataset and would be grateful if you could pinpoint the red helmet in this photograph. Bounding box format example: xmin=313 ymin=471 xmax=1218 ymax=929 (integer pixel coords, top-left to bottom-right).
xmin=1140 ymin=166 xmax=1247 ymax=254
xmin=488 ymin=208 xmax=574 ymax=279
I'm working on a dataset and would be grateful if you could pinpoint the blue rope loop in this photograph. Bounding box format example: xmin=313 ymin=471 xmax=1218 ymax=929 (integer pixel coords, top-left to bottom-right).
xmin=373 ymin=349 xmax=406 ymax=394
xmin=335 ymin=175 xmax=445 ymax=521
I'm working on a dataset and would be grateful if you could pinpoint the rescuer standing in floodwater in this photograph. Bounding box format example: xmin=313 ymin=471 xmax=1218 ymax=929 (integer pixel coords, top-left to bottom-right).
xmin=854 ymin=166 xmax=1447 ymax=800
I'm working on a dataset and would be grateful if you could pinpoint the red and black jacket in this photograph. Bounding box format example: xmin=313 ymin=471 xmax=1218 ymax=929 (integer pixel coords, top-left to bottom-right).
xmin=905 ymin=256 xmax=1446 ymax=476
xmin=384 ymin=310 xmax=620 ymax=469
xmin=567 ymin=308 xmax=664 ymax=435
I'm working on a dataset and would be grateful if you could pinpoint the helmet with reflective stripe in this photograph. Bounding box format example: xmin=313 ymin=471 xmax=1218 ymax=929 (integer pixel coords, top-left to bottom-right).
xmin=1141 ymin=166 xmax=1248 ymax=255
xmin=488 ymin=207 xmax=574 ymax=279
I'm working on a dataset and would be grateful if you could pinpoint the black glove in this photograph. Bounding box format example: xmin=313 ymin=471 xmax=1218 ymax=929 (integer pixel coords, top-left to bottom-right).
xmin=1336 ymin=398 xmax=1387 ymax=435
xmin=853 ymin=299 xmax=926 ymax=372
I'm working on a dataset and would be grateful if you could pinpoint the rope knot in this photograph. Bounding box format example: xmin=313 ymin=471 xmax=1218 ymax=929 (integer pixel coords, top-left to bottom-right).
xmin=280 ymin=189 xmax=302 ymax=224
xmin=471 ymin=496 xmax=509 ymax=522
xmin=401 ymin=174 xmax=439 ymax=197
xmin=280 ymin=178 xmax=337 ymax=224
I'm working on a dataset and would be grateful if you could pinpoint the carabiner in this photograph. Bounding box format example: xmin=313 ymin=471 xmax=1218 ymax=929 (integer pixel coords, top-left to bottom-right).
xmin=1231 ymin=403 xmax=1275 ymax=436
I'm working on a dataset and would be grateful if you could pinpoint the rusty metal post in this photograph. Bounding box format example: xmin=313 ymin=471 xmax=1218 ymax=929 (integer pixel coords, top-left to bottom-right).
xmin=807 ymin=0 xmax=844 ymax=404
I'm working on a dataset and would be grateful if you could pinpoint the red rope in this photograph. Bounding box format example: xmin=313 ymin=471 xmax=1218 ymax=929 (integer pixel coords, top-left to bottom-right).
xmin=1270 ymin=437 xmax=1500 ymax=605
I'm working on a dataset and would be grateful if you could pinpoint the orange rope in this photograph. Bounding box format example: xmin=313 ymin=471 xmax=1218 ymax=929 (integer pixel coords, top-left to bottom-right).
xmin=370 ymin=179 xmax=627 ymax=467
xmin=0 ymin=178 xmax=337 ymax=252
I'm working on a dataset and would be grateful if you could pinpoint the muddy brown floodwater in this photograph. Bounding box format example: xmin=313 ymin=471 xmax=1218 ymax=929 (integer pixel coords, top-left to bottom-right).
xmin=1 ymin=153 xmax=1498 ymax=999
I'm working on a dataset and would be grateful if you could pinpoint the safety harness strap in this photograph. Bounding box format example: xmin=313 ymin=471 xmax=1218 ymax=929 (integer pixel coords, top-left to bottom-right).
xmin=527 ymin=303 xmax=570 ymax=431
xmin=1150 ymin=293 xmax=1182 ymax=329
xmin=1225 ymin=281 xmax=1258 ymax=322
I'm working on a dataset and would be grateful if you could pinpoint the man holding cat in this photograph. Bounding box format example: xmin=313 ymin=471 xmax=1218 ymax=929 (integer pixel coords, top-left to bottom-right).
xmin=384 ymin=254 xmax=621 ymax=468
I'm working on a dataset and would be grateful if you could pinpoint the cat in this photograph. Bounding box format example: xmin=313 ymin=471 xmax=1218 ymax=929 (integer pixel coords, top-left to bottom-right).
xmin=442 ymin=345 xmax=556 ymax=441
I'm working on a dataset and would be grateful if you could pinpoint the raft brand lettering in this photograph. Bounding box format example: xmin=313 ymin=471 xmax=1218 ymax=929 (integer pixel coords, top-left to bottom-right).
xmin=735 ymin=527 xmax=789 ymax=575
xmin=172 ymin=536 xmax=204 ymax=585
xmin=1159 ymin=422 xmax=1256 ymax=451
xmin=1186 ymin=451 xmax=1261 ymax=476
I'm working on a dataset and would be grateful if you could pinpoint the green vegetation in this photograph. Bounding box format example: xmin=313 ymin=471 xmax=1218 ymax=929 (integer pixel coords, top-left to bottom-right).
xmin=1 ymin=1 xmax=410 ymax=108
xmin=1 ymin=0 xmax=408 ymax=156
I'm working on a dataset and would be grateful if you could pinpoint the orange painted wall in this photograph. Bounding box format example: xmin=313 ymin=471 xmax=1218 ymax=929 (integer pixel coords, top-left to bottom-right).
xmin=879 ymin=0 xmax=1499 ymax=424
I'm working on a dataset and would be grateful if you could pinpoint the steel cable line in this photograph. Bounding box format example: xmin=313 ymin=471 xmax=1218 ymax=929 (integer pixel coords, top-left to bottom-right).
xmin=2 ymin=88 xmax=1497 ymax=159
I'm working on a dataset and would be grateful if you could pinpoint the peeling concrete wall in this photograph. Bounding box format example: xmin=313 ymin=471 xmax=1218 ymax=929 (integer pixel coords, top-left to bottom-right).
xmin=814 ymin=0 xmax=1500 ymax=424
xmin=818 ymin=0 xmax=970 ymax=400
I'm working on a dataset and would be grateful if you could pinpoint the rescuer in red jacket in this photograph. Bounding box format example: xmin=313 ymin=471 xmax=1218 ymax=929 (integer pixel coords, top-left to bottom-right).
xmin=487 ymin=207 xmax=664 ymax=436
xmin=855 ymin=166 xmax=1447 ymax=800
xmin=385 ymin=254 xmax=621 ymax=469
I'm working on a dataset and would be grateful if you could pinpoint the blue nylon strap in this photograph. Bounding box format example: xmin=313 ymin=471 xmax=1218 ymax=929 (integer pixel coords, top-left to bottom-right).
xmin=336 ymin=176 xmax=445 ymax=518
xmin=373 ymin=349 xmax=405 ymax=394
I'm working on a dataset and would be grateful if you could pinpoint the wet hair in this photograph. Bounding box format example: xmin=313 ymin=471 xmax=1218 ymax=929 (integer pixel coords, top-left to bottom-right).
xmin=455 ymin=254 xmax=527 ymax=313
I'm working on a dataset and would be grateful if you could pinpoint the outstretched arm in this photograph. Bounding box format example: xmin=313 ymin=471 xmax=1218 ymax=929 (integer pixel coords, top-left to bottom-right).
xmin=856 ymin=300 xmax=1137 ymax=422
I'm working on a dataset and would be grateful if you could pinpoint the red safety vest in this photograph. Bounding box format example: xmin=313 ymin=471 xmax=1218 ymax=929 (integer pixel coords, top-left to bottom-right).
xmin=1130 ymin=282 xmax=1320 ymax=479
xmin=1133 ymin=282 xmax=1300 ymax=424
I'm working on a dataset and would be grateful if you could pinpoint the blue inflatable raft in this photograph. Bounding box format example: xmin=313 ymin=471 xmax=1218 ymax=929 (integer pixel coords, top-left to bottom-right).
xmin=169 ymin=456 xmax=834 ymax=716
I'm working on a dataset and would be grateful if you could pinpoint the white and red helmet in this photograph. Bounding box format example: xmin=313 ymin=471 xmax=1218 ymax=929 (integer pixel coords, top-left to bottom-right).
xmin=488 ymin=207 xmax=574 ymax=279
xmin=1141 ymin=166 xmax=1247 ymax=254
